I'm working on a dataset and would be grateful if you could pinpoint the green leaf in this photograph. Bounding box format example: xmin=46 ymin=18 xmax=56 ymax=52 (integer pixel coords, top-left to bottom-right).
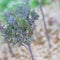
xmin=29 ymin=0 xmax=39 ymax=8
xmin=0 ymin=14 xmax=7 ymax=25
xmin=41 ymin=0 xmax=46 ymax=5
xmin=16 ymin=17 xmax=31 ymax=32
xmin=0 ymin=0 xmax=12 ymax=12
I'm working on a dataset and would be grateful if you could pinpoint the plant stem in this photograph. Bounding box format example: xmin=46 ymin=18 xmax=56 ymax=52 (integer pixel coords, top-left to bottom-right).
xmin=7 ymin=43 xmax=14 ymax=57
xmin=5 ymin=39 xmax=14 ymax=57
xmin=27 ymin=44 xmax=34 ymax=60
xmin=39 ymin=3 xmax=52 ymax=47
xmin=22 ymin=43 xmax=28 ymax=50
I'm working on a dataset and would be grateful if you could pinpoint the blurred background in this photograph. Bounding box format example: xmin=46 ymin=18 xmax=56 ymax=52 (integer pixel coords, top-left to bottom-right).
xmin=0 ymin=0 xmax=60 ymax=60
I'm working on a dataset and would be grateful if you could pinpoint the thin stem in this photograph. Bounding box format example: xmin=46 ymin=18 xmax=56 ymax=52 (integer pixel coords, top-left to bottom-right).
xmin=22 ymin=43 xmax=28 ymax=50
xmin=39 ymin=3 xmax=52 ymax=47
xmin=5 ymin=39 xmax=14 ymax=57
xmin=7 ymin=43 xmax=14 ymax=57
xmin=27 ymin=44 xmax=34 ymax=60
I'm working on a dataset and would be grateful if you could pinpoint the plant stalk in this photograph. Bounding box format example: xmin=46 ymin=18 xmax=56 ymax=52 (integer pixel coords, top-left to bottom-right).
xmin=27 ymin=44 xmax=34 ymax=60
xmin=39 ymin=3 xmax=52 ymax=47
xmin=5 ymin=39 xmax=14 ymax=57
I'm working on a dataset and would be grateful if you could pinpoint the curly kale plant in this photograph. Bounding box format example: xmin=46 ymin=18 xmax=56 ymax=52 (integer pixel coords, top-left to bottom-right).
xmin=0 ymin=0 xmax=53 ymax=60
xmin=2 ymin=3 xmax=39 ymax=44
xmin=1 ymin=2 xmax=39 ymax=60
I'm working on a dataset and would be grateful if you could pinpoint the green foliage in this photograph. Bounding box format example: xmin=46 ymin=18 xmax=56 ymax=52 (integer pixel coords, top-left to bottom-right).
xmin=29 ymin=0 xmax=52 ymax=8
xmin=1 ymin=16 xmax=32 ymax=45
xmin=16 ymin=17 xmax=31 ymax=33
xmin=0 ymin=0 xmax=12 ymax=11
xmin=1 ymin=0 xmax=39 ymax=45
xmin=29 ymin=0 xmax=39 ymax=8
xmin=41 ymin=0 xmax=46 ymax=5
